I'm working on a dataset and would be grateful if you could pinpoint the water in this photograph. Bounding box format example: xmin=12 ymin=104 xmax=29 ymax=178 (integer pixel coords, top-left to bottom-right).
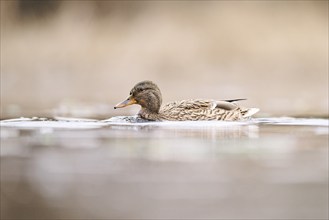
xmin=1 ymin=117 xmax=328 ymax=219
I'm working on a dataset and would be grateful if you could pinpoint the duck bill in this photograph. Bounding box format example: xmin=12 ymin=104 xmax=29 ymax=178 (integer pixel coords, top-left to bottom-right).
xmin=114 ymin=96 xmax=137 ymax=109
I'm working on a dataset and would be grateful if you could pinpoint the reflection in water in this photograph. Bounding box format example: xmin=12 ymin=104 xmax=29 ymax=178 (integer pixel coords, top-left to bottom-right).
xmin=1 ymin=117 xmax=328 ymax=219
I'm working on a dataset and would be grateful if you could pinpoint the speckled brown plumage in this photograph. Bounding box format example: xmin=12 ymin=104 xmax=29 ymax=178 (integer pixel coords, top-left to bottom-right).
xmin=114 ymin=81 xmax=259 ymax=121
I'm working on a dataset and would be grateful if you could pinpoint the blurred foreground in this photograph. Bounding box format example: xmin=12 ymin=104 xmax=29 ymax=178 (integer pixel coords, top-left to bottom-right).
xmin=1 ymin=117 xmax=328 ymax=219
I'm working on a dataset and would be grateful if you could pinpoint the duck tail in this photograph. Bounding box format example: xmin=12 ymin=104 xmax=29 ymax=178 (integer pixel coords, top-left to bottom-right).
xmin=222 ymin=98 xmax=247 ymax=103
xmin=241 ymin=108 xmax=260 ymax=118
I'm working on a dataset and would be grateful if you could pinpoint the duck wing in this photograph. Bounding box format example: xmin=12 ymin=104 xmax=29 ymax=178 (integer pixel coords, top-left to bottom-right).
xmin=214 ymin=100 xmax=239 ymax=110
xmin=162 ymin=99 xmax=239 ymax=111
xmin=160 ymin=99 xmax=258 ymax=121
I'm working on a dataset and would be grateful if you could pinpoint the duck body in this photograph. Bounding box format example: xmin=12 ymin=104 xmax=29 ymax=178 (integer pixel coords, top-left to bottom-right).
xmin=114 ymin=81 xmax=259 ymax=121
xmin=140 ymin=99 xmax=248 ymax=121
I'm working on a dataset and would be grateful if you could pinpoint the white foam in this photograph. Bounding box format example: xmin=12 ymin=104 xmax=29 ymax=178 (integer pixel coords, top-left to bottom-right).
xmin=0 ymin=117 xmax=328 ymax=129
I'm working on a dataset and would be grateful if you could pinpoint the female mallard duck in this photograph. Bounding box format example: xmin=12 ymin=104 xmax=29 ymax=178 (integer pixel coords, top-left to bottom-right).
xmin=114 ymin=80 xmax=259 ymax=121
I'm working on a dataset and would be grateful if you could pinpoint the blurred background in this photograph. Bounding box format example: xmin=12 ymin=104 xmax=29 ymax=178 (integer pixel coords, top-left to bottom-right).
xmin=1 ymin=0 xmax=328 ymax=119
xmin=1 ymin=2 xmax=328 ymax=220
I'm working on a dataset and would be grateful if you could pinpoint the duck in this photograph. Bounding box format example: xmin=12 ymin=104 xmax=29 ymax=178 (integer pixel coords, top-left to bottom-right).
xmin=114 ymin=80 xmax=259 ymax=121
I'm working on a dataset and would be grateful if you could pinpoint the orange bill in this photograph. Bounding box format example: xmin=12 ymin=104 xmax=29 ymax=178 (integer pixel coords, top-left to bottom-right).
xmin=114 ymin=96 xmax=137 ymax=109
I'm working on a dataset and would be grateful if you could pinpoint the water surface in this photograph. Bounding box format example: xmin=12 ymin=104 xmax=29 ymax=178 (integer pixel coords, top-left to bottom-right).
xmin=1 ymin=117 xmax=328 ymax=219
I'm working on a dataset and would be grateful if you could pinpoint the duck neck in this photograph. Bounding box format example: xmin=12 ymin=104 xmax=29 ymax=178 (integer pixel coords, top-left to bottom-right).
xmin=138 ymin=108 xmax=161 ymax=121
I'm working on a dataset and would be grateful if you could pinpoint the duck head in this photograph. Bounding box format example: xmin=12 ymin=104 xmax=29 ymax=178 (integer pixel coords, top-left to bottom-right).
xmin=114 ymin=80 xmax=162 ymax=113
